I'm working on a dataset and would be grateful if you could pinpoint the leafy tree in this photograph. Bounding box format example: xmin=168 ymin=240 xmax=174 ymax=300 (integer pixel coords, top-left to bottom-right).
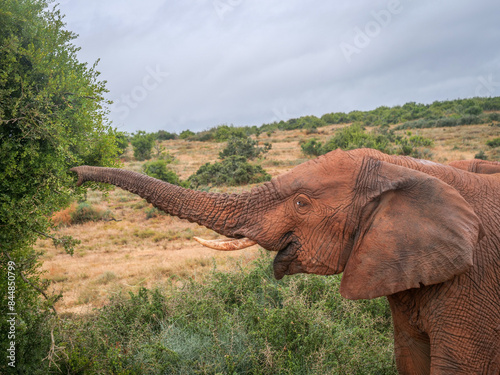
xmin=115 ymin=131 xmax=130 ymax=155
xmin=142 ymin=160 xmax=183 ymax=186
xmin=155 ymin=130 xmax=177 ymax=140
xmin=0 ymin=0 xmax=119 ymax=372
xmin=179 ymin=129 xmax=195 ymax=139
xmin=300 ymin=139 xmax=324 ymax=157
xmin=131 ymin=130 xmax=154 ymax=160
xmin=214 ymin=124 xmax=247 ymax=142
xmin=219 ymin=136 xmax=272 ymax=160
xmin=188 ymin=156 xmax=271 ymax=188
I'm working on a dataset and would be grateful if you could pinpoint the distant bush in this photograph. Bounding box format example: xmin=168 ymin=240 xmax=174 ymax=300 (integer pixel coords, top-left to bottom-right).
xmin=475 ymin=150 xmax=488 ymax=160
xmin=189 ymin=130 xmax=215 ymax=142
xmin=155 ymin=130 xmax=177 ymax=140
xmin=131 ymin=131 xmax=155 ymax=161
xmin=143 ymin=160 xmax=183 ymax=186
xmin=300 ymin=138 xmax=324 ymax=157
xmin=302 ymin=124 xmax=433 ymax=158
xmin=179 ymin=129 xmax=195 ymax=139
xmin=395 ymin=113 xmax=493 ymax=130
xmin=70 ymin=202 xmax=112 ymax=224
xmin=188 ymin=156 xmax=271 ymax=187
xmin=214 ymin=124 xmax=248 ymax=142
xmin=57 ymin=254 xmax=396 ymax=374
xmin=115 ymin=131 xmax=130 ymax=155
xmin=219 ymin=136 xmax=272 ymax=160
xmin=487 ymin=138 xmax=500 ymax=148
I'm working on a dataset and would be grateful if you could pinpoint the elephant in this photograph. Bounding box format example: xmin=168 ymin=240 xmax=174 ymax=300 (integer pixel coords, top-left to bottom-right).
xmin=71 ymin=148 xmax=500 ymax=374
xmin=449 ymin=159 xmax=500 ymax=174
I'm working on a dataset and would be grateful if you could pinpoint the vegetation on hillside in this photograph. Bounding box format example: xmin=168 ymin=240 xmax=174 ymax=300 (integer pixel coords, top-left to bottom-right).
xmin=56 ymin=255 xmax=396 ymax=374
xmin=301 ymin=124 xmax=434 ymax=158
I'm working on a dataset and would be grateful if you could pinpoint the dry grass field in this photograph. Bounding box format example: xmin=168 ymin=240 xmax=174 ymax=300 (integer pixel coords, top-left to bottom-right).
xmin=36 ymin=122 xmax=499 ymax=314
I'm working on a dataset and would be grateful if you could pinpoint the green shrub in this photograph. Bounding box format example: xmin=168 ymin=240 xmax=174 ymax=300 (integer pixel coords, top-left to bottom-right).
xmin=486 ymin=138 xmax=500 ymax=148
xmin=57 ymin=254 xmax=396 ymax=374
xmin=214 ymin=124 xmax=248 ymax=142
xmin=219 ymin=136 xmax=272 ymax=160
xmin=143 ymin=160 xmax=182 ymax=185
xmin=179 ymin=129 xmax=195 ymax=139
xmin=300 ymin=138 xmax=324 ymax=157
xmin=475 ymin=150 xmax=488 ymax=160
xmin=131 ymin=131 xmax=155 ymax=161
xmin=115 ymin=131 xmax=130 ymax=155
xmin=70 ymin=202 xmax=112 ymax=224
xmin=188 ymin=156 xmax=271 ymax=187
xmin=155 ymin=130 xmax=177 ymax=140
xmin=302 ymin=124 xmax=434 ymax=159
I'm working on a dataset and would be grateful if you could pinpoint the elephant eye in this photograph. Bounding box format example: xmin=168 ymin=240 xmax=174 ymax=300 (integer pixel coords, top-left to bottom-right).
xmin=294 ymin=194 xmax=312 ymax=213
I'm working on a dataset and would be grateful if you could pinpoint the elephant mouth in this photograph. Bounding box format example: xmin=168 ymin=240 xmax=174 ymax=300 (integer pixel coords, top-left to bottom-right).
xmin=273 ymin=241 xmax=306 ymax=280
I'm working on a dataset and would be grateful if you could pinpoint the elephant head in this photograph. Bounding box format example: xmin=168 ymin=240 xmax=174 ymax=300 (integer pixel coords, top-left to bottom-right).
xmin=71 ymin=149 xmax=482 ymax=300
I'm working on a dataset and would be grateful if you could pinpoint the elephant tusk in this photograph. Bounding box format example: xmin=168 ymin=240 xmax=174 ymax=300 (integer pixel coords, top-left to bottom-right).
xmin=193 ymin=236 xmax=257 ymax=251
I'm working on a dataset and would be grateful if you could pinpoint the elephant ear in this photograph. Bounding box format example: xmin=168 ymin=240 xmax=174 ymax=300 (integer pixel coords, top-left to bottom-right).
xmin=340 ymin=160 xmax=482 ymax=300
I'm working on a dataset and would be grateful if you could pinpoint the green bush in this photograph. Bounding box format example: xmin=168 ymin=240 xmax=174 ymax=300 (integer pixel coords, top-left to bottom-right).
xmin=219 ymin=136 xmax=272 ymax=160
xmin=475 ymin=150 xmax=488 ymax=160
xmin=57 ymin=254 xmax=396 ymax=374
xmin=302 ymin=124 xmax=434 ymax=159
xmin=155 ymin=130 xmax=177 ymax=140
xmin=487 ymin=138 xmax=500 ymax=148
xmin=179 ymin=129 xmax=195 ymax=139
xmin=131 ymin=131 xmax=155 ymax=161
xmin=300 ymin=138 xmax=324 ymax=157
xmin=214 ymin=124 xmax=248 ymax=142
xmin=143 ymin=160 xmax=182 ymax=185
xmin=115 ymin=131 xmax=130 ymax=155
xmin=188 ymin=156 xmax=271 ymax=187
xmin=70 ymin=202 xmax=112 ymax=224
xmin=486 ymin=138 xmax=500 ymax=148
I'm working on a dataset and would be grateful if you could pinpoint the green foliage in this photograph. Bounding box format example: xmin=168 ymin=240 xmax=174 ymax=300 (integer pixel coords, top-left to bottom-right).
xmin=131 ymin=130 xmax=155 ymax=161
xmin=142 ymin=159 xmax=183 ymax=186
xmin=301 ymin=124 xmax=434 ymax=159
xmin=394 ymin=112 xmax=499 ymax=130
xmin=115 ymin=131 xmax=130 ymax=155
xmin=214 ymin=124 xmax=248 ymax=142
xmin=188 ymin=156 xmax=271 ymax=188
xmin=486 ymin=137 xmax=500 ymax=148
xmin=155 ymin=130 xmax=177 ymax=140
xmin=322 ymin=123 xmax=392 ymax=153
xmin=70 ymin=202 xmax=112 ymax=224
xmin=0 ymin=0 xmax=120 ymax=372
xmin=475 ymin=150 xmax=488 ymax=160
xmin=300 ymin=138 xmax=324 ymax=157
xmin=219 ymin=136 xmax=272 ymax=160
xmin=56 ymin=254 xmax=396 ymax=374
xmin=179 ymin=129 xmax=195 ymax=139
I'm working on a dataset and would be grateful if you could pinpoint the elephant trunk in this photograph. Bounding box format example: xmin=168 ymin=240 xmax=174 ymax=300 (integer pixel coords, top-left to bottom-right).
xmin=70 ymin=166 xmax=252 ymax=241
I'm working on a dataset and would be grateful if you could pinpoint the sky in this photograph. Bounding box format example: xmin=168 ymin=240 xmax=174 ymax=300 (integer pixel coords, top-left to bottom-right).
xmin=57 ymin=0 xmax=500 ymax=134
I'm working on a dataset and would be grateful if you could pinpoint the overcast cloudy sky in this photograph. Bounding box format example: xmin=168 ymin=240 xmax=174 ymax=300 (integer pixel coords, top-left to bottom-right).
xmin=57 ymin=0 xmax=500 ymax=134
